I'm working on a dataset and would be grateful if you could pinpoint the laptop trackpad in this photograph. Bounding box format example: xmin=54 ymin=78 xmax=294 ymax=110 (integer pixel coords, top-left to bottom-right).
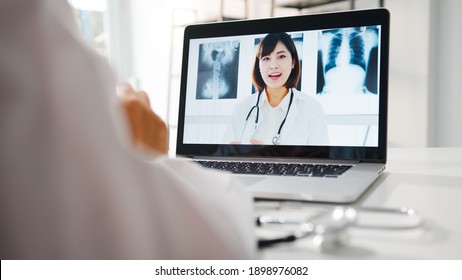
xmin=239 ymin=175 xmax=357 ymax=202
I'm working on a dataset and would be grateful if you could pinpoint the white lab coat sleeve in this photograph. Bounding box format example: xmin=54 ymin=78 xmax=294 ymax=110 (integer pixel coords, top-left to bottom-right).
xmin=0 ymin=0 xmax=255 ymax=259
xmin=152 ymin=157 xmax=255 ymax=259
xmin=307 ymin=100 xmax=330 ymax=145
xmin=223 ymin=99 xmax=248 ymax=144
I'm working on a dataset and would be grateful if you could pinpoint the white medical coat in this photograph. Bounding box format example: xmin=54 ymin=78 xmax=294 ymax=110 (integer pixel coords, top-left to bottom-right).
xmin=0 ymin=0 xmax=255 ymax=259
xmin=224 ymin=88 xmax=329 ymax=145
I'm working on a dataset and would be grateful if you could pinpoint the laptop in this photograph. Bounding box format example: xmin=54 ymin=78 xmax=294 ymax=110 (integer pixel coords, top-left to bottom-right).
xmin=176 ymin=8 xmax=389 ymax=203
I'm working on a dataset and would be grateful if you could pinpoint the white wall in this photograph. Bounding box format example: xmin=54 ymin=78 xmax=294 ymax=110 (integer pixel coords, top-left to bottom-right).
xmin=128 ymin=1 xmax=171 ymax=120
xmin=385 ymin=0 xmax=431 ymax=147
xmin=385 ymin=0 xmax=462 ymax=147
xmin=108 ymin=0 xmax=172 ymax=121
xmin=428 ymin=0 xmax=462 ymax=147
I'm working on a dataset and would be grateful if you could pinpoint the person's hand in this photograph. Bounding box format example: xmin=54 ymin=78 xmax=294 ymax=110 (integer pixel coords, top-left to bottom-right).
xmin=118 ymin=83 xmax=168 ymax=155
xmin=250 ymin=138 xmax=264 ymax=145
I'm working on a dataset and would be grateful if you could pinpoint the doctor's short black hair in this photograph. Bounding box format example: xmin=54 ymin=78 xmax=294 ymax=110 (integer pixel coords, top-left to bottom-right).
xmin=252 ymin=32 xmax=301 ymax=93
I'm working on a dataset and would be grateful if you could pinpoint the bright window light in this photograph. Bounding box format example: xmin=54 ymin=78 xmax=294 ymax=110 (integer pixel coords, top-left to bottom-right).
xmin=68 ymin=0 xmax=108 ymax=57
xmin=68 ymin=0 xmax=107 ymax=12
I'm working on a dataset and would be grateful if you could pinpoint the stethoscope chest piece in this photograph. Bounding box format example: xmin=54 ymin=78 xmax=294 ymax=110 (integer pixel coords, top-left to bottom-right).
xmin=272 ymin=134 xmax=281 ymax=145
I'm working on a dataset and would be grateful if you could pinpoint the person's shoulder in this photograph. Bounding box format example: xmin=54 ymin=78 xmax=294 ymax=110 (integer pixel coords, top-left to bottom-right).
xmin=292 ymin=89 xmax=325 ymax=114
xmin=293 ymin=89 xmax=321 ymax=103
xmin=245 ymin=92 xmax=259 ymax=101
xmin=237 ymin=92 xmax=259 ymax=106
xmin=231 ymin=92 xmax=259 ymax=115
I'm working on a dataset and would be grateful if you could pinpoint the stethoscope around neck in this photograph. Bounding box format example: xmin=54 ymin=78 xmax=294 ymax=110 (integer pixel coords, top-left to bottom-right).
xmin=244 ymin=88 xmax=294 ymax=145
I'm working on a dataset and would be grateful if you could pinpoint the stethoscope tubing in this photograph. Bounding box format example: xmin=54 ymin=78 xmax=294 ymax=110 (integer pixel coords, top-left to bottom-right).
xmin=243 ymin=88 xmax=294 ymax=145
xmin=254 ymin=203 xmax=423 ymax=248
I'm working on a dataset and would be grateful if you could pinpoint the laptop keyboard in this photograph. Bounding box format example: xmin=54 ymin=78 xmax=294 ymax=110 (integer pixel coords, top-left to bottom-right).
xmin=195 ymin=161 xmax=352 ymax=178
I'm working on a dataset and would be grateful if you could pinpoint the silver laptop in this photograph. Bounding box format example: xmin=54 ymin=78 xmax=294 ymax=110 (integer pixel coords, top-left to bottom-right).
xmin=176 ymin=9 xmax=390 ymax=203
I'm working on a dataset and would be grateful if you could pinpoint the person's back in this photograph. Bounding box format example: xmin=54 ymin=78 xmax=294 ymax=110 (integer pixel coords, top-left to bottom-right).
xmin=0 ymin=0 xmax=255 ymax=259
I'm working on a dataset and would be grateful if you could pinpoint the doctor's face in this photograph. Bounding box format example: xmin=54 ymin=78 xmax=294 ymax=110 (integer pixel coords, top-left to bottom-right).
xmin=259 ymin=41 xmax=295 ymax=91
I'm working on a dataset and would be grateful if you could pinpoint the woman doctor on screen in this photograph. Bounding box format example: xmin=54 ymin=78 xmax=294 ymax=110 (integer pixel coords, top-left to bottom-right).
xmin=224 ymin=33 xmax=328 ymax=145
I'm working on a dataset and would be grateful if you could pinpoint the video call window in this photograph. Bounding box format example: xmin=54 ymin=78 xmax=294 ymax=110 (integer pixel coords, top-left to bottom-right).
xmin=183 ymin=25 xmax=382 ymax=147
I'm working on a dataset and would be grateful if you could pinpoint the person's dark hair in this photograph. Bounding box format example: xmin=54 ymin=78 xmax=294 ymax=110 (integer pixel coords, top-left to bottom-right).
xmin=252 ymin=33 xmax=300 ymax=93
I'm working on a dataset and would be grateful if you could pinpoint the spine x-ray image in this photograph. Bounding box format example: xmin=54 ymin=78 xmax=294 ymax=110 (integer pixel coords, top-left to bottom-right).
xmin=317 ymin=26 xmax=379 ymax=95
xmin=196 ymin=41 xmax=240 ymax=100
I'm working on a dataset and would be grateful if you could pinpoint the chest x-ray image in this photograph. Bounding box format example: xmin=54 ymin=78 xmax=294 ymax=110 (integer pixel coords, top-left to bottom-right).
xmin=196 ymin=40 xmax=240 ymax=100
xmin=317 ymin=26 xmax=379 ymax=95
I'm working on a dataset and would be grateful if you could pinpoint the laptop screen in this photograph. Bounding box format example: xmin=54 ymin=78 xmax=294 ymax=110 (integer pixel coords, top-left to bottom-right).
xmin=177 ymin=9 xmax=389 ymax=161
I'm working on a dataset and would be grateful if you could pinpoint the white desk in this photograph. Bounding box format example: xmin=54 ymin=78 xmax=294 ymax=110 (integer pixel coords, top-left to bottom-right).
xmin=257 ymin=148 xmax=462 ymax=259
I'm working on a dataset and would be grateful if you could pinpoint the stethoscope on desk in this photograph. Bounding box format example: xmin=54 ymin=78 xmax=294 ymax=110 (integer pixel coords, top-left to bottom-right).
xmin=254 ymin=202 xmax=424 ymax=250
xmin=243 ymin=89 xmax=294 ymax=145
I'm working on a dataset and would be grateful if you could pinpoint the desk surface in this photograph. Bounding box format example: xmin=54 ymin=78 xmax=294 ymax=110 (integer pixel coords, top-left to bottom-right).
xmin=257 ymin=148 xmax=462 ymax=259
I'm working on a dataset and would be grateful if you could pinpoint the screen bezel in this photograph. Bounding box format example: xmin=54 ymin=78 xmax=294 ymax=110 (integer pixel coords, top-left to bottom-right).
xmin=176 ymin=8 xmax=389 ymax=163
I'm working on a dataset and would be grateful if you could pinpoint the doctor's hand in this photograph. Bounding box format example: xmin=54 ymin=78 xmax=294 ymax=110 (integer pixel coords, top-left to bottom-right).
xmin=250 ymin=138 xmax=264 ymax=145
xmin=118 ymin=83 xmax=168 ymax=155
